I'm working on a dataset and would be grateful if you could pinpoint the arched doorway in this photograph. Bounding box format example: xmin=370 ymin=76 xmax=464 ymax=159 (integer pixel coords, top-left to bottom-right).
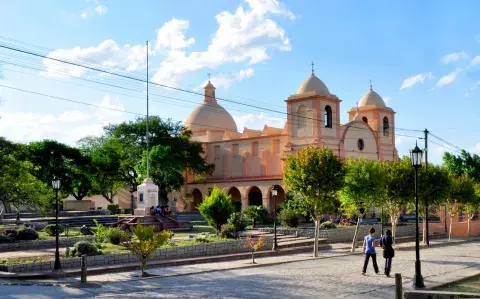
xmin=192 ymin=189 xmax=202 ymax=211
xmin=269 ymin=185 xmax=286 ymax=215
xmin=228 ymin=187 xmax=242 ymax=212
xmin=248 ymin=186 xmax=263 ymax=207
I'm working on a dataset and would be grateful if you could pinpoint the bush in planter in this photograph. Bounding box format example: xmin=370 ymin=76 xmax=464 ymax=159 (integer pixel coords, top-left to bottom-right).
xmin=320 ymin=221 xmax=337 ymax=229
xmin=107 ymin=204 xmax=120 ymax=215
xmin=16 ymin=228 xmax=39 ymax=240
xmin=105 ymin=227 xmax=129 ymax=245
xmin=1 ymin=228 xmax=18 ymax=238
xmin=243 ymin=206 xmax=271 ymax=225
xmin=226 ymin=213 xmax=247 ymax=238
xmin=220 ymin=224 xmax=236 ymax=239
xmin=198 ymin=187 xmax=235 ymax=233
xmin=44 ymin=224 xmax=65 ymax=236
xmin=68 ymin=241 xmax=101 ymax=257
xmin=279 ymin=208 xmax=300 ymax=228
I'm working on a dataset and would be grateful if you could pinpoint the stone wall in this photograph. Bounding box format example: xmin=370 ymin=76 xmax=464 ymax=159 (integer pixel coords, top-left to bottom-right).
xmin=0 ymin=236 xmax=94 ymax=252
xmin=1 ymin=236 xmax=273 ymax=273
xmin=259 ymin=224 xmax=418 ymax=243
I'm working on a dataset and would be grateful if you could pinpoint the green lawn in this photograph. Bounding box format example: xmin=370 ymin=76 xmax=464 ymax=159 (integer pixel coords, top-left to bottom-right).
xmin=171 ymin=225 xmax=216 ymax=238
xmin=437 ymin=275 xmax=480 ymax=294
xmin=96 ymin=242 xmax=129 ymax=254
xmin=37 ymin=228 xmax=84 ymax=240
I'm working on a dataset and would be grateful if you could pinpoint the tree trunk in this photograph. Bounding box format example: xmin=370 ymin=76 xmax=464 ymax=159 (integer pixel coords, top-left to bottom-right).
xmin=251 ymin=250 xmax=255 ymax=264
xmin=391 ymin=217 xmax=397 ymax=246
xmin=449 ymin=216 xmax=453 ymax=241
xmin=101 ymin=193 xmax=114 ymax=204
xmin=422 ymin=218 xmax=427 ymax=244
xmin=0 ymin=201 xmax=5 ymax=224
xmin=467 ymin=218 xmax=471 ymax=240
xmin=313 ymin=217 xmax=319 ymax=257
xmin=351 ymin=217 xmax=361 ymax=253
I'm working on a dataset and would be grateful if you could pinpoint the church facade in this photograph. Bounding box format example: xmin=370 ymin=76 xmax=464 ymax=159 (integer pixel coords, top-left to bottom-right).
xmin=170 ymin=71 xmax=398 ymax=214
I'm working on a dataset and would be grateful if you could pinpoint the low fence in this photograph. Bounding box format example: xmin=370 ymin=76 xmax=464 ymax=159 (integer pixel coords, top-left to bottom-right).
xmin=259 ymin=224 xmax=418 ymax=243
xmin=0 ymin=236 xmax=273 ymax=273
xmin=0 ymin=236 xmax=94 ymax=252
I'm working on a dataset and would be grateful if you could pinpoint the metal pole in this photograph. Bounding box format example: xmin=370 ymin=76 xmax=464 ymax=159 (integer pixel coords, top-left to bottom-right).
xmin=395 ymin=273 xmax=402 ymax=299
xmin=146 ymin=40 xmax=150 ymax=179
xmin=424 ymin=128 xmax=430 ymax=247
xmin=272 ymin=191 xmax=278 ymax=251
xmin=413 ymin=166 xmax=424 ymax=288
xmin=81 ymin=254 xmax=87 ymax=283
xmin=54 ymin=189 xmax=61 ymax=270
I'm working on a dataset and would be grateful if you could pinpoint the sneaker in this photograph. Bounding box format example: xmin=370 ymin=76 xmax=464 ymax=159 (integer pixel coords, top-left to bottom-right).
xmin=362 ymin=272 xmax=366 ymax=276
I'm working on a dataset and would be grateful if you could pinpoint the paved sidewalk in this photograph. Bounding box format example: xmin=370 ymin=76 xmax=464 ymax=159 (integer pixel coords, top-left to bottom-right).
xmin=0 ymin=240 xmax=479 ymax=298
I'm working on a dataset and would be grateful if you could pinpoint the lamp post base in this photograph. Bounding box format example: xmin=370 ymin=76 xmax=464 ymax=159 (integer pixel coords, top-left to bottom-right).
xmin=413 ymin=260 xmax=425 ymax=288
xmin=272 ymin=240 xmax=278 ymax=251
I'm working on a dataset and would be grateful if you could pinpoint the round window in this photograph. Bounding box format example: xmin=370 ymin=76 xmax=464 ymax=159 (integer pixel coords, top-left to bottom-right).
xmin=357 ymin=139 xmax=365 ymax=151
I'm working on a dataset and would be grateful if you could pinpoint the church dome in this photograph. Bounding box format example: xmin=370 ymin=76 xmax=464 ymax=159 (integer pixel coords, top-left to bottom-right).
xmin=184 ymin=81 xmax=237 ymax=133
xmin=358 ymin=89 xmax=386 ymax=108
xmin=185 ymin=102 xmax=237 ymax=133
xmin=297 ymin=74 xmax=331 ymax=96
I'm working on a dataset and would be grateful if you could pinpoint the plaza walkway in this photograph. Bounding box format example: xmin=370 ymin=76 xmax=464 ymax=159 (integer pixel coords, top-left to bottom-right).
xmin=0 ymin=241 xmax=479 ymax=298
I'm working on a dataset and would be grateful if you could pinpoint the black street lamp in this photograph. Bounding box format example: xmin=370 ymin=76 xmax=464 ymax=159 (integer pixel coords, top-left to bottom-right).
xmin=410 ymin=142 xmax=425 ymax=288
xmin=271 ymin=187 xmax=278 ymax=251
xmin=52 ymin=176 xmax=62 ymax=271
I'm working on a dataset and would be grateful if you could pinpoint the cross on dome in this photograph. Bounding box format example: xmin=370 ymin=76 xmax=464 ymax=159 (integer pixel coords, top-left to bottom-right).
xmin=311 ymin=61 xmax=315 ymax=75
xmin=370 ymin=79 xmax=373 ymax=91
xmin=207 ymin=73 xmax=211 ymax=82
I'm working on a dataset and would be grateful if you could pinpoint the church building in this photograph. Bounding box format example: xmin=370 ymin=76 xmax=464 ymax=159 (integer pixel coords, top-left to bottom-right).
xmin=170 ymin=69 xmax=398 ymax=213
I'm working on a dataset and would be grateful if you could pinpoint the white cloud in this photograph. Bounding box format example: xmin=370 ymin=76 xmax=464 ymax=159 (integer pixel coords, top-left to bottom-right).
xmin=57 ymin=110 xmax=91 ymax=122
xmin=383 ymin=97 xmax=391 ymax=104
xmin=474 ymin=143 xmax=480 ymax=153
xmin=155 ymin=19 xmax=195 ymax=51
xmin=472 ymin=56 xmax=480 ymax=65
xmin=470 ymin=80 xmax=480 ymax=91
xmin=441 ymin=51 xmax=468 ymax=64
xmin=400 ymin=72 xmax=434 ymax=89
xmin=43 ymin=40 xmax=151 ymax=77
xmin=232 ymin=112 xmax=286 ymax=131
xmin=197 ymin=68 xmax=254 ymax=90
xmin=81 ymin=11 xmax=88 ymax=19
xmin=395 ymin=135 xmax=405 ymax=145
xmin=436 ymin=70 xmax=461 ymax=87
xmin=93 ymin=94 xmax=125 ymax=122
xmin=94 ymin=5 xmax=108 ymax=16
xmin=152 ymin=0 xmax=293 ymax=85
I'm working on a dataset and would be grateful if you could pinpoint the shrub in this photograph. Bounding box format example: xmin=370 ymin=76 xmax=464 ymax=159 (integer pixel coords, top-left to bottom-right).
xmin=16 ymin=228 xmax=39 ymax=241
xmin=198 ymin=187 xmax=235 ymax=233
xmin=68 ymin=241 xmax=101 ymax=257
xmin=1 ymin=229 xmax=18 ymax=238
xmin=93 ymin=219 xmax=106 ymax=243
xmin=279 ymin=208 xmax=300 ymax=228
xmin=106 ymin=227 xmax=129 ymax=245
xmin=320 ymin=221 xmax=337 ymax=229
xmin=0 ymin=234 xmax=14 ymax=243
xmin=243 ymin=206 xmax=271 ymax=225
xmin=232 ymin=200 xmax=242 ymax=212
xmin=227 ymin=213 xmax=247 ymax=238
xmin=124 ymin=221 xmax=173 ymax=276
xmin=44 ymin=224 xmax=65 ymax=236
xmin=107 ymin=204 xmax=120 ymax=215
xmin=220 ymin=224 xmax=236 ymax=239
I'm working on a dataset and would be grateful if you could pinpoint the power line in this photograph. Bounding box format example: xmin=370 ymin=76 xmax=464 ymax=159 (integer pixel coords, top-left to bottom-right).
xmin=0 ymin=42 xmax=423 ymax=135
xmin=428 ymin=131 xmax=464 ymax=153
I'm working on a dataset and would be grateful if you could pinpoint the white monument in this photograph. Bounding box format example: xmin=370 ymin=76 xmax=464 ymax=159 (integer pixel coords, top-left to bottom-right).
xmin=134 ymin=178 xmax=159 ymax=216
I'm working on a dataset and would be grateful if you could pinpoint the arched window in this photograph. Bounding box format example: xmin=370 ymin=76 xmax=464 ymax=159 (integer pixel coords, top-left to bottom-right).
xmin=357 ymin=139 xmax=365 ymax=151
xmin=324 ymin=105 xmax=332 ymax=128
xmin=362 ymin=116 xmax=368 ymax=124
xmin=383 ymin=116 xmax=389 ymax=136
xmin=297 ymin=105 xmax=307 ymax=129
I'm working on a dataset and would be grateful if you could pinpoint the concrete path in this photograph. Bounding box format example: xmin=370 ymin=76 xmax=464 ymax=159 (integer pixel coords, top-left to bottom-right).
xmin=0 ymin=240 xmax=479 ymax=298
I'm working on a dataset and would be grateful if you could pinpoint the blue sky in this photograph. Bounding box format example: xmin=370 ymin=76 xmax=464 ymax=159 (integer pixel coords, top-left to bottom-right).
xmin=0 ymin=0 xmax=479 ymax=164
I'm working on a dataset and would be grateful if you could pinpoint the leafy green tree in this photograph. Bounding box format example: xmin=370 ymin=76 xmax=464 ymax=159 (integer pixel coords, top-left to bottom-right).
xmin=0 ymin=154 xmax=53 ymax=217
xmin=443 ymin=151 xmax=480 ymax=182
xmin=283 ymin=146 xmax=345 ymax=257
xmin=378 ymin=158 xmax=413 ymax=243
xmin=339 ymin=158 xmax=384 ymax=252
xmin=104 ymin=116 xmax=214 ymax=205
xmin=446 ymin=175 xmax=476 ymax=241
xmin=27 ymin=140 xmax=93 ymax=200
xmin=416 ymin=164 xmax=451 ymax=243
xmin=461 ymin=183 xmax=480 ymax=239
xmin=124 ymin=221 xmax=172 ymax=276
xmin=198 ymin=186 xmax=235 ymax=233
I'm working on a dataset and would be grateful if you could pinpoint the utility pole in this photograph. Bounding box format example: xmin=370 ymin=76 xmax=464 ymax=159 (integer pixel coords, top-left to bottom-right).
xmin=424 ymin=129 xmax=430 ymax=247
xmin=146 ymin=41 xmax=150 ymax=179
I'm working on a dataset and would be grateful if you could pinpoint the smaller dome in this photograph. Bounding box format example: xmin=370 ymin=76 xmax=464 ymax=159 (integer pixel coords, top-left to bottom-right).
xmin=297 ymin=74 xmax=330 ymax=96
xmin=359 ymin=89 xmax=386 ymax=108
